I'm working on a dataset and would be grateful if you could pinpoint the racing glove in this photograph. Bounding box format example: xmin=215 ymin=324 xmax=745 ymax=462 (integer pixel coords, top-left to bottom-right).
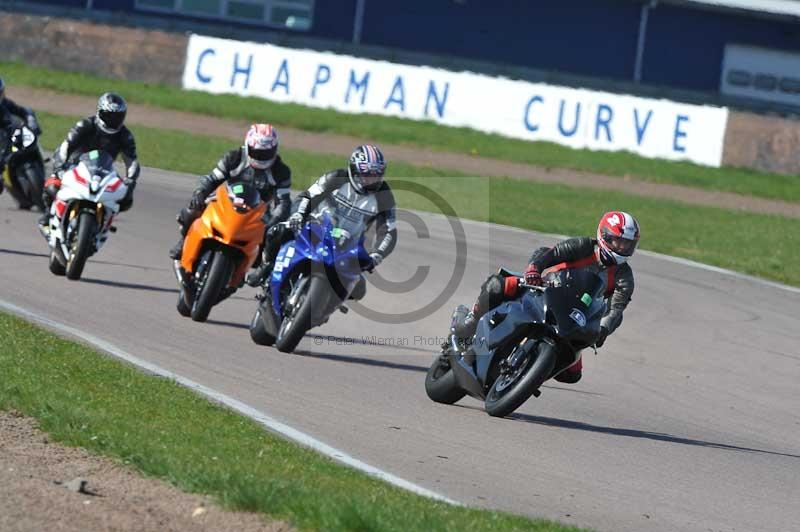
xmin=523 ymin=263 xmax=542 ymax=286
xmin=595 ymin=326 xmax=609 ymax=348
xmin=369 ymin=252 xmax=383 ymax=267
xmin=188 ymin=191 xmax=206 ymax=211
xmin=287 ymin=212 xmax=304 ymax=231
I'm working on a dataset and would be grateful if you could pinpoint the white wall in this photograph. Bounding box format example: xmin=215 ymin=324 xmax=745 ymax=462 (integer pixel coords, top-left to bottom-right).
xmin=183 ymin=34 xmax=730 ymax=167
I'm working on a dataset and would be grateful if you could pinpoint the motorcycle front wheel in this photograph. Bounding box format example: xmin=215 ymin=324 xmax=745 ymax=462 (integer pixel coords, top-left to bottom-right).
xmin=484 ymin=340 xmax=556 ymax=418
xmin=275 ymin=274 xmax=329 ymax=353
xmin=191 ymin=250 xmax=235 ymax=322
xmin=66 ymin=211 xmax=96 ymax=280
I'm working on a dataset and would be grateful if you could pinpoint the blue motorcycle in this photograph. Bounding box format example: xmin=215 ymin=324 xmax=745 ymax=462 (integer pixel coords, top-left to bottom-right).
xmin=249 ymin=215 xmax=372 ymax=352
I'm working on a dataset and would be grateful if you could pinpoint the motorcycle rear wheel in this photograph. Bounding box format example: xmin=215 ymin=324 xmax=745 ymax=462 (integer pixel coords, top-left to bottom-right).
xmin=425 ymin=355 xmax=467 ymax=404
xmin=48 ymin=249 xmax=66 ymax=276
xmin=484 ymin=341 xmax=556 ymax=418
xmin=24 ymin=163 xmax=45 ymax=211
xmin=176 ymin=288 xmax=191 ymax=317
xmin=249 ymin=304 xmax=276 ymax=346
xmin=191 ymin=251 xmax=235 ymax=322
xmin=275 ymin=274 xmax=328 ymax=353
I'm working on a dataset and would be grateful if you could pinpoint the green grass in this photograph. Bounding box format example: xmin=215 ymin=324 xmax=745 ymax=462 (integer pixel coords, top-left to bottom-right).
xmin=0 ymin=312 xmax=579 ymax=531
xmin=36 ymin=111 xmax=800 ymax=287
xmin=4 ymin=60 xmax=799 ymax=202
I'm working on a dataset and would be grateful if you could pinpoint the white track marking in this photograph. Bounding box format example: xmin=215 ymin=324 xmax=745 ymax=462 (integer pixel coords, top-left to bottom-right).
xmin=0 ymin=299 xmax=460 ymax=506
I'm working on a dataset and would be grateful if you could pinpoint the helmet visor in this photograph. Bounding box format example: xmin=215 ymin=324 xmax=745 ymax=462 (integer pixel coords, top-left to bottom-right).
xmin=602 ymin=232 xmax=637 ymax=256
xmin=352 ymin=171 xmax=384 ymax=192
xmin=248 ymin=145 xmax=277 ymax=163
xmin=99 ymin=109 xmax=125 ymax=131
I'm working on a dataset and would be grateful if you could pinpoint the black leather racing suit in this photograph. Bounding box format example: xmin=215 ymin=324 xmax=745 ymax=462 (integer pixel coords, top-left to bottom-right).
xmin=263 ymin=169 xmax=397 ymax=299
xmin=463 ymin=236 xmax=634 ymax=383
xmin=0 ymin=98 xmax=40 ymax=176
xmin=48 ymin=116 xmax=140 ymax=211
xmin=172 ymin=148 xmax=292 ymax=257
xmin=528 ymin=237 xmax=634 ymax=335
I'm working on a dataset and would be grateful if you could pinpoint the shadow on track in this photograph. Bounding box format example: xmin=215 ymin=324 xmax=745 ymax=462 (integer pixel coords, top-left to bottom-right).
xmin=0 ymin=247 xmax=48 ymax=259
xmin=495 ymin=410 xmax=800 ymax=459
xmin=294 ymin=350 xmax=430 ymax=373
xmin=82 ymin=277 xmax=179 ymax=294
xmin=0 ymin=247 xmax=168 ymax=272
xmin=207 ymin=319 xmax=248 ymax=329
xmin=81 ymin=278 xmax=252 ymax=303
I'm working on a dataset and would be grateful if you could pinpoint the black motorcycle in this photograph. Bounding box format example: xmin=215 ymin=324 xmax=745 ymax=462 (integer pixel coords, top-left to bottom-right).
xmin=1 ymin=125 xmax=46 ymax=210
xmin=425 ymin=268 xmax=607 ymax=417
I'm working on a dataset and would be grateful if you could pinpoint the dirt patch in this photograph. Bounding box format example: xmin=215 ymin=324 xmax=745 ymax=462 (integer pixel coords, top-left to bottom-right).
xmin=10 ymin=86 xmax=800 ymax=219
xmin=0 ymin=410 xmax=291 ymax=532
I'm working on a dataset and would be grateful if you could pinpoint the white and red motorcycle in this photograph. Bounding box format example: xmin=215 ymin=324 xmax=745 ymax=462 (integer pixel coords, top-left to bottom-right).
xmin=42 ymin=150 xmax=128 ymax=280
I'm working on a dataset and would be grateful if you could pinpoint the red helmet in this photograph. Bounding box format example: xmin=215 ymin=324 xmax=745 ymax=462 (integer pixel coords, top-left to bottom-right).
xmin=245 ymin=124 xmax=278 ymax=169
xmin=597 ymin=211 xmax=640 ymax=266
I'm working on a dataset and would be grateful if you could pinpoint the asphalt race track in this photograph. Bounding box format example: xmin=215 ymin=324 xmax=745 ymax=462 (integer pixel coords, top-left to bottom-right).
xmin=2 ymin=167 xmax=799 ymax=532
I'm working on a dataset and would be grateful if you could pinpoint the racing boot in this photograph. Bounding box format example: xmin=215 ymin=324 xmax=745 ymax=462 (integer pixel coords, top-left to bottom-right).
xmin=451 ymin=305 xmax=478 ymax=346
xmin=169 ymin=237 xmax=185 ymax=260
xmin=246 ymin=259 xmax=273 ymax=287
xmin=554 ymin=358 xmax=583 ymax=384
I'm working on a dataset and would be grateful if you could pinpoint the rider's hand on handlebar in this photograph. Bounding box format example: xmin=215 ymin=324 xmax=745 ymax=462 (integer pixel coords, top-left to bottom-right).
xmin=369 ymin=252 xmax=383 ymax=269
xmin=595 ymin=326 xmax=609 ymax=348
xmin=287 ymin=212 xmax=304 ymax=231
xmin=188 ymin=192 xmax=206 ymax=211
xmin=523 ymin=264 xmax=542 ymax=286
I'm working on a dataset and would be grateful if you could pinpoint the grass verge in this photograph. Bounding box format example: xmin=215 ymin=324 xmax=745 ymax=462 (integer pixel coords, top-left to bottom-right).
xmin=0 ymin=311 xmax=580 ymax=532
xmin=4 ymin=60 xmax=799 ymax=202
xmin=35 ymin=111 xmax=800 ymax=287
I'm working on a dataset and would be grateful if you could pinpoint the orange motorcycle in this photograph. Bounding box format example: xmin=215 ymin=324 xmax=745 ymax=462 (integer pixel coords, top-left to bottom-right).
xmin=173 ymin=182 xmax=266 ymax=322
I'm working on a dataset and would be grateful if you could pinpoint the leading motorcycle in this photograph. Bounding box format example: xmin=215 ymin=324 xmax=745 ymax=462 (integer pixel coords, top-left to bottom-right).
xmin=1 ymin=125 xmax=46 ymax=210
xmin=425 ymin=268 xmax=608 ymax=417
xmin=43 ymin=150 xmax=128 ymax=280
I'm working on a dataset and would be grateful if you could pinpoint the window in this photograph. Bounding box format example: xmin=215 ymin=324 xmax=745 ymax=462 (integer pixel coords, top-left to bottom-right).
xmin=183 ymin=0 xmax=220 ymax=15
xmin=134 ymin=0 xmax=314 ymax=30
xmin=136 ymin=0 xmax=174 ymax=8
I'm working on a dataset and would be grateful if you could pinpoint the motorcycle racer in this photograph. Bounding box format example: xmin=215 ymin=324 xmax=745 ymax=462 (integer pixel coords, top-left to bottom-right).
xmin=0 ymin=77 xmax=42 ymax=194
xmin=246 ymin=144 xmax=396 ymax=300
xmin=40 ymin=92 xmax=139 ymax=225
xmin=169 ymin=124 xmax=291 ymax=261
xmin=453 ymin=211 xmax=639 ymax=383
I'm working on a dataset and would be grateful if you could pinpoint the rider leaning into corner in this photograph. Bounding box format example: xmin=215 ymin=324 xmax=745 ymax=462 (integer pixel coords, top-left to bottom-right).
xmin=0 ymin=77 xmax=42 ymax=194
xmin=453 ymin=211 xmax=640 ymax=384
xmin=169 ymin=123 xmax=292 ymax=260
xmin=39 ymin=92 xmax=140 ymax=227
xmin=245 ymin=144 xmax=397 ymax=301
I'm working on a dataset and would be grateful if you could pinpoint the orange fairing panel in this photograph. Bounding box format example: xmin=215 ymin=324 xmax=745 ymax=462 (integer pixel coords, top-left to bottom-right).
xmin=180 ymin=184 xmax=266 ymax=285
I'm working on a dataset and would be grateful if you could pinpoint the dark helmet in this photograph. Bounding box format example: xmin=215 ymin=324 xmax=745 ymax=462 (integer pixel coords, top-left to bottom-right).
xmin=96 ymin=92 xmax=127 ymax=134
xmin=0 ymin=77 xmax=5 ymax=104
xmin=348 ymin=144 xmax=386 ymax=194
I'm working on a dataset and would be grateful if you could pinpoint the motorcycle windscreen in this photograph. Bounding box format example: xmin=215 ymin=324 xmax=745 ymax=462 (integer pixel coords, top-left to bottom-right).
xmin=226 ymin=181 xmax=262 ymax=211
xmin=543 ymin=269 xmax=606 ymax=342
xmin=78 ymin=150 xmax=115 ymax=179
